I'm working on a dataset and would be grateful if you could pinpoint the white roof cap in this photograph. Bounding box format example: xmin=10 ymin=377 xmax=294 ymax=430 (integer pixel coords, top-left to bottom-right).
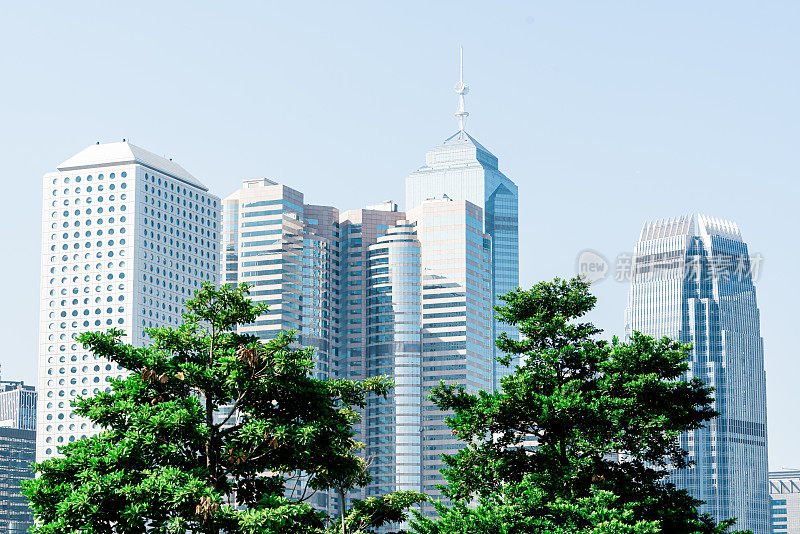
xmin=57 ymin=141 xmax=207 ymax=191
xmin=365 ymin=200 xmax=398 ymax=212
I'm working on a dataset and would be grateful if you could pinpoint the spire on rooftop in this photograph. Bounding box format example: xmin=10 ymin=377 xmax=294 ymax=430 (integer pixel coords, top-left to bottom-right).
xmin=454 ymin=46 xmax=469 ymax=139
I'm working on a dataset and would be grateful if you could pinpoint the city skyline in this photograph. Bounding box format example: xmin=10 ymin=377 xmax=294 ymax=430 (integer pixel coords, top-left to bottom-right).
xmin=218 ymin=127 xmax=511 ymax=524
xmin=1 ymin=2 xmax=798 ymax=473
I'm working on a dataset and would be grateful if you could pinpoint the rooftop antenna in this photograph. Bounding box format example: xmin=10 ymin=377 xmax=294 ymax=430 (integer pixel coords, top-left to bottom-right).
xmin=454 ymin=46 xmax=469 ymax=139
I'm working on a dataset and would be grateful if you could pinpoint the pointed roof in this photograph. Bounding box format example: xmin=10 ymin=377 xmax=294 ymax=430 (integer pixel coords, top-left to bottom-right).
xmin=416 ymin=130 xmax=499 ymax=171
xmin=57 ymin=141 xmax=207 ymax=191
xmin=442 ymin=130 xmax=494 ymax=155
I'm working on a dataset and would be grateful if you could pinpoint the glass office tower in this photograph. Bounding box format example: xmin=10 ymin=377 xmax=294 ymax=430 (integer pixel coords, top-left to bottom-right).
xmin=221 ymin=178 xmax=343 ymax=513
xmin=339 ymin=202 xmax=407 ymax=386
xmin=406 ymin=132 xmax=518 ymax=389
xmin=624 ymin=214 xmax=769 ymax=534
xmin=409 ymin=197 xmax=493 ymax=515
xmin=339 ymin=202 xmax=407 ymax=484
xmin=221 ymin=178 xmax=339 ymax=381
xmin=365 ymin=221 xmax=422 ymax=500
xmin=363 ymin=197 xmax=493 ymax=526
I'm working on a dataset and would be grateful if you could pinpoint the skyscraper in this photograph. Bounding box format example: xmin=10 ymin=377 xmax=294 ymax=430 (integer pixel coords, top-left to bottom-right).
xmin=406 ymin=197 xmax=493 ymax=513
xmin=0 ymin=379 xmax=36 ymax=534
xmin=339 ymin=201 xmax=407 ymax=481
xmin=39 ymin=141 xmax=220 ymax=461
xmin=220 ymin=178 xmax=346 ymax=513
xmin=363 ymin=219 xmax=422 ymax=499
xmin=624 ymin=214 xmax=769 ymax=534
xmin=339 ymin=201 xmax=408 ymax=388
xmin=0 ymin=379 xmax=36 ymax=431
xmin=221 ymin=178 xmax=340 ymax=382
xmin=359 ymin=198 xmax=493 ymax=507
xmin=405 ymin=50 xmax=519 ymax=389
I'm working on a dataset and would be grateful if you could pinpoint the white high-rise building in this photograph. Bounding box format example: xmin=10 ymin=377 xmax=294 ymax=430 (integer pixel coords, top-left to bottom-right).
xmin=38 ymin=141 xmax=220 ymax=461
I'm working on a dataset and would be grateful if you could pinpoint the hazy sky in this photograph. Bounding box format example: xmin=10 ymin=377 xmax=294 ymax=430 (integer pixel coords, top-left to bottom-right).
xmin=0 ymin=2 xmax=797 ymax=469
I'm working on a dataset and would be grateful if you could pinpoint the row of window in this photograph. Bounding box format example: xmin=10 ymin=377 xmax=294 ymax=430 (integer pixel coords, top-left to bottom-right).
xmin=51 ymin=214 xmax=127 ymax=228
xmin=52 ymin=172 xmax=126 ymax=185
xmin=143 ymin=172 xmax=217 ymax=207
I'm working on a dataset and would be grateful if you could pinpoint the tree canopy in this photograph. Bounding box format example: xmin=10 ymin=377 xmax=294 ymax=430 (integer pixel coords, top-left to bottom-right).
xmin=412 ymin=277 xmax=748 ymax=534
xmin=23 ymin=282 xmax=423 ymax=534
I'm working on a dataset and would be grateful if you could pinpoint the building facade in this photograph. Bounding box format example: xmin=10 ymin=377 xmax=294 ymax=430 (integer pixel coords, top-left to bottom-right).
xmin=219 ymin=175 xmax=497 ymax=525
xmin=406 ymin=118 xmax=518 ymax=389
xmin=409 ymin=197 xmax=493 ymax=514
xmin=770 ymin=470 xmax=800 ymax=534
xmin=221 ymin=181 xmax=411 ymax=510
xmin=364 ymin=219 xmax=423 ymax=500
xmin=338 ymin=202 xmax=408 ymax=388
xmin=357 ymin=197 xmax=494 ymax=515
xmin=0 ymin=381 xmax=36 ymax=432
xmin=624 ymin=214 xmax=769 ymax=534
xmin=220 ymin=178 xmax=340 ymax=382
xmin=338 ymin=201 xmax=408 ymax=485
xmin=0 ymin=379 xmax=36 ymax=534
xmin=0 ymin=427 xmax=35 ymax=534
xmin=39 ymin=142 xmax=220 ymax=461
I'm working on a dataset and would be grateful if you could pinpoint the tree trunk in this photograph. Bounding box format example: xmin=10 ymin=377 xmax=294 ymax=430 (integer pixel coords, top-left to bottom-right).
xmin=339 ymin=488 xmax=346 ymax=534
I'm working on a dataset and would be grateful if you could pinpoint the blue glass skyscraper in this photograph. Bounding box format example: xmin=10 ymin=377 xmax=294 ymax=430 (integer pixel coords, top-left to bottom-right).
xmin=405 ymin=51 xmax=519 ymax=388
xmin=625 ymin=214 xmax=769 ymax=534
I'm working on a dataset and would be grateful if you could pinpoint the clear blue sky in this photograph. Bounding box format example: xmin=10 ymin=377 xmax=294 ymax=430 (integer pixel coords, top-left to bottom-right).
xmin=0 ymin=2 xmax=797 ymax=469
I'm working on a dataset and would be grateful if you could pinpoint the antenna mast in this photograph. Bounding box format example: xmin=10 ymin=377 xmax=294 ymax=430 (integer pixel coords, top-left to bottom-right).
xmin=454 ymin=46 xmax=470 ymax=139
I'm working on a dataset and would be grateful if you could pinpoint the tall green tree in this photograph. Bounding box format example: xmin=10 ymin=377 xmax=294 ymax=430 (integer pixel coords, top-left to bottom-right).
xmin=23 ymin=283 xmax=423 ymax=534
xmin=412 ymin=277 xmax=747 ymax=534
